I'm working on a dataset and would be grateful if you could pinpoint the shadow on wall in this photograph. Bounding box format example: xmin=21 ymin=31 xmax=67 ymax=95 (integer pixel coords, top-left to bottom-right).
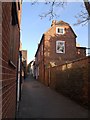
xmin=47 ymin=57 xmax=89 ymax=109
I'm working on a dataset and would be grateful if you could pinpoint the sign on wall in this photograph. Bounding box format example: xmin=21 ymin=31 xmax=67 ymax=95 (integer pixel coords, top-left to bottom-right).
xmin=56 ymin=41 xmax=65 ymax=53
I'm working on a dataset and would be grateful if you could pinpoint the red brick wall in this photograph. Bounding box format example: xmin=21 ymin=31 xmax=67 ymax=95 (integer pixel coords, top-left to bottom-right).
xmin=42 ymin=23 xmax=78 ymax=85
xmin=1 ymin=2 xmax=20 ymax=118
xmin=35 ymin=38 xmax=45 ymax=83
xmin=76 ymin=47 xmax=86 ymax=59
xmin=47 ymin=56 xmax=90 ymax=108
xmin=40 ymin=40 xmax=45 ymax=83
xmin=35 ymin=21 xmax=86 ymax=85
xmin=44 ymin=24 xmax=77 ymax=66
xmin=0 ymin=1 xmax=2 ymax=119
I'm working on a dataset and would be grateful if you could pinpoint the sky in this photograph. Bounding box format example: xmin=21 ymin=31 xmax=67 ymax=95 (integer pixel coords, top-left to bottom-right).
xmin=20 ymin=1 xmax=88 ymax=64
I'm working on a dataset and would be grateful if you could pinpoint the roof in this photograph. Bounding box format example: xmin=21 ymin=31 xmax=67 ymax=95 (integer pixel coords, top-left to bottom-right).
xmin=46 ymin=20 xmax=77 ymax=38
xmin=35 ymin=34 xmax=44 ymax=57
xmin=76 ymin=47 xmax=86 ymax=49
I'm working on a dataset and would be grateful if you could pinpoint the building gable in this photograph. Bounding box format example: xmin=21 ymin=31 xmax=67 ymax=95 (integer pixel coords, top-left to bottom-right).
xmin=45 ymin=20 xmax=77 ymax=38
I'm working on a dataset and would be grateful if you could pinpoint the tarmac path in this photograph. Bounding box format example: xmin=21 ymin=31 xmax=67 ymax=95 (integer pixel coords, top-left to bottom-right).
xmin=17 ymin=76 xmax=88 ymax=118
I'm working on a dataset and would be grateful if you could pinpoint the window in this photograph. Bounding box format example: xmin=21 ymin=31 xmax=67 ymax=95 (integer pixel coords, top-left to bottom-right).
xmin=56 ymin=27 xmax=65 ymax=34
xmin=56 ymin=41 xmax=65 ymax=53
xmin=9 ymin=2 xmax=18 ymax=67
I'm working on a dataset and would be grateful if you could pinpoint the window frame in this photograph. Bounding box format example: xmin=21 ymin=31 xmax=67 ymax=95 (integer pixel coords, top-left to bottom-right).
xmin=56 ymin=41 xmax=65 ymax=54
xmin=56 ymin=27 xmax=65 ymax=34
xmin=9 ymin=25 xmax=17 ymax=68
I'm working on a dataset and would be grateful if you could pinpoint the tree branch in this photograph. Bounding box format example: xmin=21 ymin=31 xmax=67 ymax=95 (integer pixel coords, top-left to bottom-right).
xmin=83 ymin=0 xmax=90 ymax=16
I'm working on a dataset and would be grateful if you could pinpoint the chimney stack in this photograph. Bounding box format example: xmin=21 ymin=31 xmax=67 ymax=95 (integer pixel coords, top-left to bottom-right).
xmin=51 ymin=20 xmax=57 ymax=26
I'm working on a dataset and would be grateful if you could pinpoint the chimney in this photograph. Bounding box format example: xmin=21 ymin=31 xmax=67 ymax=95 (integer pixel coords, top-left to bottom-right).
xmin=51 ymin=20 xmax=57 ymax=26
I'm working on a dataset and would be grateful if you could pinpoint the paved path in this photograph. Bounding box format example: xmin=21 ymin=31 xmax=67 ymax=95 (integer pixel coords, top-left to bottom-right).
xmin=17 ymin=76 xmax=88 ymax=118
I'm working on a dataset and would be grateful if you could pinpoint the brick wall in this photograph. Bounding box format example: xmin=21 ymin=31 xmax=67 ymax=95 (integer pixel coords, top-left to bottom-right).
xmin=35 ymin=21 xmax=86 ymax=85
xmin=38 ymin=40 xmax=44 ymax=83
xmin=0 ymin=1 xmax=2 ymax=119
xmin=1 ymin=2 xmax=20 ymax=118
xmin=35 ymin=36 xmax=45 ymax=83
xmin=44 ymin=24 xmax=77 ymax=66
xmin=43 ymin=22 xmax=78 ymax=85
xmin=76 ymin=47 xmax=86 ymax=59
xmin=47 ymin=56 xmax=90 ymax=108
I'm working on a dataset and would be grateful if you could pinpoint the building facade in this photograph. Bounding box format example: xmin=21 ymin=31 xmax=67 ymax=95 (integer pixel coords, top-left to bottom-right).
xmin=35 ymin=20 xmax=86 ymax=85
xmin=0 ymin=1 xmax=22 ymax=119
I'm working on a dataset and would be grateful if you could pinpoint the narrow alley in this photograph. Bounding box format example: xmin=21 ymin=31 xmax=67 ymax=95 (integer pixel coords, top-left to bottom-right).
xmin=1 ymin=2 xmax=89 ymax=119
xmin=17 ymin=76 xmax=88 ymax=118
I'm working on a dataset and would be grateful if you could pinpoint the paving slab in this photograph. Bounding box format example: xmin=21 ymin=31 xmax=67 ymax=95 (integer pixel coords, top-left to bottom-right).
xmin=17 ymin=76 xmax=88 ymax=118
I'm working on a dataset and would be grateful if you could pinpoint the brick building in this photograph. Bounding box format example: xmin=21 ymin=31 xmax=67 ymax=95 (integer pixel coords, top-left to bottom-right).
xmin=0 ymin=1 xmax=22 ymax=119
xmin=35 ymin=20 xmax=86 ymax=84
xmin=22 ymin=50 xmax=27 ymax=79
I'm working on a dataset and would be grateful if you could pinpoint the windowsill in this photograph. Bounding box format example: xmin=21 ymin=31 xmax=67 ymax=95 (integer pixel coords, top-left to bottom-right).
xmin=9 ymin=60 xmax=16 ymax=69
xmin=56 ymin=33 xmax=64 ymax=35
xmin=56 ymin=52 xmax=65 ymax=54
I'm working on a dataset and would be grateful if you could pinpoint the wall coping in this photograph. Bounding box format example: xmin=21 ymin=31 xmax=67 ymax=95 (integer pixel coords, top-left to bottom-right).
xmin=51 ymin=56 xmax=90 ymax=68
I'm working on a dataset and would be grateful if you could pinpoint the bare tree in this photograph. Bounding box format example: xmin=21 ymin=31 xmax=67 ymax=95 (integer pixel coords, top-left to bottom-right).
xmin=39 ymin=1 xmax=66 ymax=20
xmin=31 ymin=0 xmax=66 ymax=20
xmin=74 ymin=0 xmax=90 ymax=25
xmin=31 ymin=0 xmax=90 ymax=25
